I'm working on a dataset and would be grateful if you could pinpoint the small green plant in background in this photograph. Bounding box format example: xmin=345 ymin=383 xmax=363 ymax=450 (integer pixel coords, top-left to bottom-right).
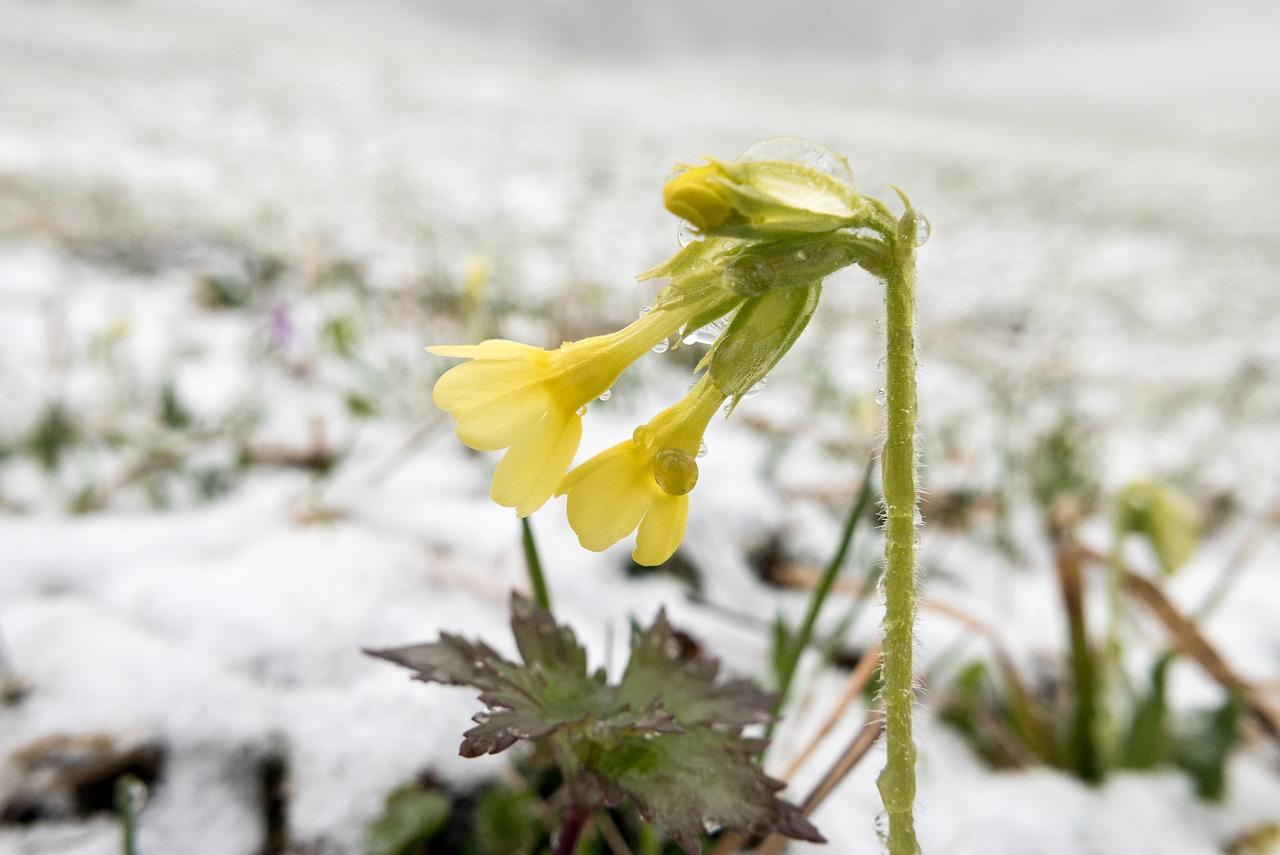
xmin=937 ymin=460 xmax=1269 ymax=802
xmin=399 ymin=138 xmax=928 ymax=852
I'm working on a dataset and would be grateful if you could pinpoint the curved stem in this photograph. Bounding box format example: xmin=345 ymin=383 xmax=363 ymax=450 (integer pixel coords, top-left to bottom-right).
xmin=876 ymin=216 xmax=921 ymax=855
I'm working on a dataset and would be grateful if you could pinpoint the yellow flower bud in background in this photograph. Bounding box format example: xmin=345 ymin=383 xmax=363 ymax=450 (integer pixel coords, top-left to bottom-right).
xmin=1114 ymin=481 xmax=1202 ymax=575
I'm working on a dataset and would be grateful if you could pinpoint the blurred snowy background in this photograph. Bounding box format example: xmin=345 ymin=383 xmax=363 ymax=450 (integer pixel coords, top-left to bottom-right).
xmin=2 ymin=0 xmax=1280 ymax=852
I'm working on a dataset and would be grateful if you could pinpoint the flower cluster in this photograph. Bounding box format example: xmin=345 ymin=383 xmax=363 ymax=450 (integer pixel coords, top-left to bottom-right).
xmin=430 ymin=138 xmax=904 ymax=564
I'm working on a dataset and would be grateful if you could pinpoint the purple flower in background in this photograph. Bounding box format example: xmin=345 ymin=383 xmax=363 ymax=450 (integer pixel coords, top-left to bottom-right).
xmin=267 ymin=302 xmax=295 ymax=349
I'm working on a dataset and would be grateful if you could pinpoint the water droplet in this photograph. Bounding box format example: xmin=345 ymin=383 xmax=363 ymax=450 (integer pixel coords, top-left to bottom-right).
xmin=651 ymin=338 xmax=670 ymax=354
xmin=598 ymin=389 xmax=612 ymax=402
xmin=911 ymin=210 xmax=930 ymax=246
xmin=639 ymin=304 xmax=652 ymax=316
xmin=875 ymin=388 xmax=887 ymax=405
xmin=676 ymin=220 xmax=699 ymax=247
xmin=724 ymin=253 xmax=776 ymax=296
xmin=874 ymin=811 xmax=890 ymax=845
xmin=576 ymin=405 xmax=587 ymax=416
xmin=696 ymin=442 xmax=708 ymax=459
xmin=653 ymin=448 xmax=698 ymax=496
xmin=632 ymin=426 xmax=654 ymax=448
xmin=682 ymin=317 xmax=731 ymax=346
xmin=738 ymin=136 xmax=856 ymax=192
xmin=743 ymin=377 xmax=768 ymax=399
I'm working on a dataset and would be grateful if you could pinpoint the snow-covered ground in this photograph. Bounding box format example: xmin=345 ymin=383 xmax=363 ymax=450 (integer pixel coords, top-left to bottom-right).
xmin=2 ymin=0 xmax=1280 ymax=852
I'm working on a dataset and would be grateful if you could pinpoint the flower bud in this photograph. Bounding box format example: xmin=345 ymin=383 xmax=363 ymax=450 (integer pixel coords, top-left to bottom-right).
xmin=662 ymin=139 xmax=869 ymax=239
xmin=706 ymin=281 xmax=822 ymax=407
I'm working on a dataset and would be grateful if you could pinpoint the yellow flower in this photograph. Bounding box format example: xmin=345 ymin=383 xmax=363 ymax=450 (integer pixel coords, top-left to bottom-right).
xmin=429 ymin=303 xmax=704 ymax=517
xmin=557 ymin=375 xmax=726 ymax=566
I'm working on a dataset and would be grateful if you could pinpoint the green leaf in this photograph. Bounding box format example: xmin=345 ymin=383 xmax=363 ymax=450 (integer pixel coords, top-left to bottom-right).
xmin=616 ymin=609 xmax=775 ymax=729
xmin=469 ymin=785 xmax=545 ymax=855
xmin=592 ymin=728 xmax=822 ymax=855
xmin=1120 ymin=653 xmax=1175 ymax=770
xmin=368 ymin=593 xmax=823 ymax=853
xmin=769 ymin=614 xmax=794 ymax=695
xmin=367 ymin=594 xmax=614 ymax=757
xmin=365 ymin=786 xmax=451 ymax=855
xmin=1176 ymin=690 xmax=1243 ymax=801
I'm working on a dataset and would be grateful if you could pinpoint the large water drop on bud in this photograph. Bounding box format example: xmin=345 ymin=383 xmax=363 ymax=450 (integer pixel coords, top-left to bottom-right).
xmin=737 ymin=136 xmax=856 ymax=192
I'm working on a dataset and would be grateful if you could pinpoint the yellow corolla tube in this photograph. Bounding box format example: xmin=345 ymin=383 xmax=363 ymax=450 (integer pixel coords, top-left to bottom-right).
xmin=429 ymin=303 xmax=704 ymax=517
xmin=557 ymin=375 xmax=726 ymax=566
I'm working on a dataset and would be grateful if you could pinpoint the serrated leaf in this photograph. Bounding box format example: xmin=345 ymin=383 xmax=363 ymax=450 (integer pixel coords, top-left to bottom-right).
xmin=617 ymin=609 xmax=776 ymax=729
xmin=368 ymin=593 xmax=822 ymax=851
xmin=367 ymin=593 xmax=614 ymax=758
xmin=594 ymin=727 xmax=824 ymax=854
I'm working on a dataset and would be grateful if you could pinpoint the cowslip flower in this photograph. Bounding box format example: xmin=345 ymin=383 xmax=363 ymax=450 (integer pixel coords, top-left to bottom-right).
xmin=557 ymin=375 xmax=726 ymax=566
xmin=662 ymin=137 xmax=870 ymax=238
xmin=429 ymin=296 xmax=728 ymax=517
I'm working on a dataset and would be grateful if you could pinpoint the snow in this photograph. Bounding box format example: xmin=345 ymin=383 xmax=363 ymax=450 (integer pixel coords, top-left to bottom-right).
xmin=3 ymin=0 xmax=1280 ymax=852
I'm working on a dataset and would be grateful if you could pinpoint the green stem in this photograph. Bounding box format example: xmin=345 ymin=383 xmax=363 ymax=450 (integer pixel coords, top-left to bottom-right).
xmin=521 ymin=516 xmax=552 ymax=612
xmin=770 ymin=459 xmax=876 ymax=731
xmin=1099 ymin=532 xmax=1127 ymax=770
xmin=115 ymin=775 xmax=142 ymax=855
xmin=875 ymin=213 xmax=921 ymax=855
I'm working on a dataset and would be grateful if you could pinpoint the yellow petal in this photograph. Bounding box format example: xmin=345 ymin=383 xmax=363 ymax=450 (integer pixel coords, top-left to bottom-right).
xmin=563 ymin=443 xmax=656 ymax=552
xmin=432 ymin=355 xmax=544 ymax=415
xmin=490 ymin=411 xmax=583 ymax=516
xmin=452 ymin=384 xmax=558 ymax=451
xmin=427 ymin=340 xmax=542 ymax=360
xmin=633 ymin=493 xmax=688 ymax=566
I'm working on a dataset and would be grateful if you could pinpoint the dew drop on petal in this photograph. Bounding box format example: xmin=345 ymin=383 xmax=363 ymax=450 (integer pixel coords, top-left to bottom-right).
xmin=639 ymin=304 xmax=652 ymax=316
xmin=697 ymin=442 xmax=708 ymax=459
xmin=652 ymin=338 xmax=670 ymax=354
xmin=632 ymin=426 xmax=654 ymax=448
xmin=598 ymin=389 xmax=612 ymax=402
xmin=576 ymin=405 xmax=587 ymax=416
xmin=743 ymin=377 xmax=768 ymax=399
xmin=682 ymin=332 xmax=699 ymax=346
xmin=875 ymin=388 xmax=887 ymax=405
xmin=653 ymin=448 xmax=698 ymax=495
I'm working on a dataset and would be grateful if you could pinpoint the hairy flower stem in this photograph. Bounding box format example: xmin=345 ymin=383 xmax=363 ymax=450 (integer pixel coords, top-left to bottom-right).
xmin=875 ymin=214 xmax=921 ymax=855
